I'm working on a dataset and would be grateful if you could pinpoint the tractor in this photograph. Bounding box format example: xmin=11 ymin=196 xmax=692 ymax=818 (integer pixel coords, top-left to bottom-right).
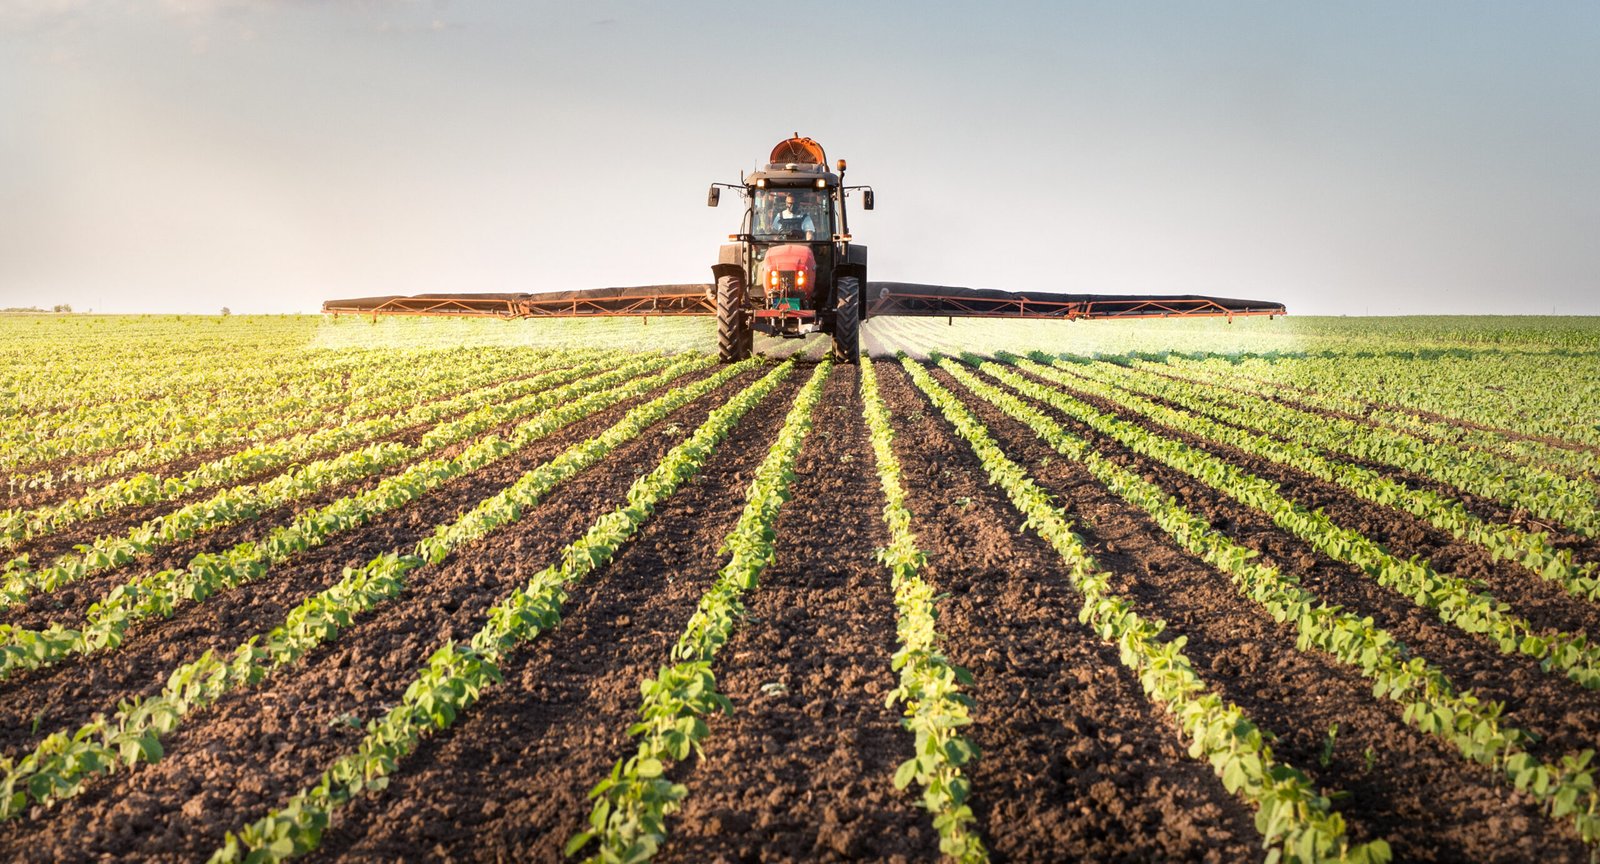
xmin=706 ymin=135 xmax=870 ymax=363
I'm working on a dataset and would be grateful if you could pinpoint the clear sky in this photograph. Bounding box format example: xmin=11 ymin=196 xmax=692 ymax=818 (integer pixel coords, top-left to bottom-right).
xmin=2 ymin=1 xmax=1596 ymax=315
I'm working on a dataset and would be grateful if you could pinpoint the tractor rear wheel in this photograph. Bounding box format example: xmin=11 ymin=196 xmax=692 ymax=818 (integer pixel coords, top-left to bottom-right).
xmin=832 ymin=276 xmax=860 ymax=363
xmin=716 ymin=273 xmax=751 ymax=362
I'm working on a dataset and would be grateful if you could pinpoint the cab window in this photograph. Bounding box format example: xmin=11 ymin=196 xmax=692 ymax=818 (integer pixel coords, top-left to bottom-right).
xmin=754 ymin=189 xmax=825 ymax=240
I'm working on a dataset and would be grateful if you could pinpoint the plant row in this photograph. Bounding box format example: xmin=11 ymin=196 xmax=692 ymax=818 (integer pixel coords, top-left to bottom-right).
xmin=989 ymin=356 xmax=1600 ymax=691
xmin=1039 ymin=356 xmax=1600 ymax=602
xmin=0 ymin=356 xmax=711 ymax=679
xmin=1155 ymin=352 xmax=1600 ymax=475
xmin=0 ymin=353 xmax=677 ymax=611
xmin=205 ymin=359 xmax=794 ymax=862
xmin=858 ymin=359 xmax=989 ymax=862
xmin=2 ymin=348 xmax=383 ymax=464
xmin=2 ymin=319 xmax=389 ymax=418
xmin=0 ymin=356 xmax=770 ymax=823
xmin=1283 ymin=375 xmax=1600 ymax=485
xmin=0 ymin=349 xmax=622 ymax=548
xmin=2 ymin=344 xmax=533 ymax=481
xmin=572 ymin=360 xmax=831 ymax=863
xmin=942 ymin=356 xmax=1600 ymax=845
xmin=4 ymin=346 xmax=585 ymax=497
xmin=904 ymin=356 xmax=1384 ymax=864
xmin=1135 ymin=358 xmax=1600 ymax=539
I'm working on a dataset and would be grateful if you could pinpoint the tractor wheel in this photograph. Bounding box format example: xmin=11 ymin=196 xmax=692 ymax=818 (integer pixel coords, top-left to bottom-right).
xmin=716 ymin=272 xmax=751 ymax=362
xmin=832 ymin=276 xmax=860 ymax=364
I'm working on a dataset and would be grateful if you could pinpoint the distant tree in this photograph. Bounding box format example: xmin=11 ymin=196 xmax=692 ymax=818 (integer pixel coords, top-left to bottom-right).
xmin=221 ymin=306 xmax=232 ymax=317
xmin=52 ymin=304 xmax=72 ymax=313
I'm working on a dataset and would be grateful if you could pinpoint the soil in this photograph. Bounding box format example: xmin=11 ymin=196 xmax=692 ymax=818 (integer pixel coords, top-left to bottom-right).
xmin=1125 ymin=362 xmax=1600 ymax=551
xmin=0 ymin=367 xmax=787 ymax=862
xmin=0 ymin=367 xmax=725 ymax=757
xmin=0 ymin=359 xmax=599 ymax=567
xmin=870 ymin=361 xmax=1261 ymax=863
xmin=311 ymin=370 xmax=803 ymax=863
xmin=996 ymin=362 xmax=1600 ymax=763
xmin=658 ymin=365 xmax=939 ymax=863
xmin=932 ymin=363 xmax=1587 ymax=861
xmin=0 ymin=354 xmax=1594 ymax=863
xmin=0 ymin=361 xmax=637 ymax=630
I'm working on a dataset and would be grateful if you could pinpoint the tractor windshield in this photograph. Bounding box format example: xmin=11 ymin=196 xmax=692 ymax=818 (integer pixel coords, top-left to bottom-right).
xmin=754 ymin=188 xmax=826 ymax=241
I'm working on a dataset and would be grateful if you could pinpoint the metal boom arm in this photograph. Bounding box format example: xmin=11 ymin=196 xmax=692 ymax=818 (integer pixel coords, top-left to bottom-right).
xmin=322 ymin=283 xmax=1284 ymax=321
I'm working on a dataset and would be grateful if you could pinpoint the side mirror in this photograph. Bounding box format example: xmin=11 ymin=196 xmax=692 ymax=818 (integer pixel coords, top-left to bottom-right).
xmin=862 ymin=190 xmax=874 ymax=210
xmin=707 ymin=186 xmax=721 ymax=207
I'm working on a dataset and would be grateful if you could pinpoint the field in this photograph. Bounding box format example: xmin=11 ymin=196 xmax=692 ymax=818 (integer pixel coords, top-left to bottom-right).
xmin=2 ymin=312 xmax=1599 ymax=863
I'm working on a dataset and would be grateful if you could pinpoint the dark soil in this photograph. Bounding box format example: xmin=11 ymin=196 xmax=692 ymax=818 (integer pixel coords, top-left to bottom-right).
xmin=0 ymin=351 xmax=570 ymax=511
xmin=0 ymin=367 xmax=725 ymax=759
xmin=308 ymin=369 xmax=802 ymax=863
xmin=0 ymin=355 xmax=1593 ymax=864
xmin=870 ymin=360 xmax=1261 ymax=863
xmin=0 ymin=367 xmax=789 ymax=863
xmin=0 ymin=359 xmax=598 ymax=575
xmin=1122 ymin=361 xmax=1600 ymax=559
xmin=659 ymin=365 xmax=940 ymax=863
xmin=997 ymin=362 xmax=1600 ymax=763
xmin=933 ymin=363 xmax=1587 ymax=861
xmin=0 ymin=361 xmax=630 ymax=630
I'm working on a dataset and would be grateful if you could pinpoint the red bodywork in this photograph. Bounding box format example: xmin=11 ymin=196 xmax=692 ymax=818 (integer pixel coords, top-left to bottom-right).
xmin=754 ymin=245 xmax=817 ymax=323
xmin=762 ymin=244 xmax=816 ymax=300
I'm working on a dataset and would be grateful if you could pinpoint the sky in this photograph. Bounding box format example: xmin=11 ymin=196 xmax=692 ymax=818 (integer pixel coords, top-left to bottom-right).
xmin=1 ymin=1 xmax=1596 ymax=316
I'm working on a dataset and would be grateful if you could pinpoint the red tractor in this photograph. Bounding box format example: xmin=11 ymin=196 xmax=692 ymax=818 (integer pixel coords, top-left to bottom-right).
xmin=323 ymin=135 xmax=1286 ymax=361
xmin=706 ymin=135 xmax=869 ymax=362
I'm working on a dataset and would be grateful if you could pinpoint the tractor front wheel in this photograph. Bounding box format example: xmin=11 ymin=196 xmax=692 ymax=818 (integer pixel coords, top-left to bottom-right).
xmin=832 ymin=276 xmax=860 ymax=364
xmin=716 ymin=272 xmax=751 ymax=362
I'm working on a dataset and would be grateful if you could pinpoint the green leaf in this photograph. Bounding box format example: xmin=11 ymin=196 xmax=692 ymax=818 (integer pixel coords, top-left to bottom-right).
xmin=893 ymin=757 xmax=921 ymax=790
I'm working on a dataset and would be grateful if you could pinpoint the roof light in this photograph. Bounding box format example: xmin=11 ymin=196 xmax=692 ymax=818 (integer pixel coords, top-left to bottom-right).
xmin=815 ymin=178 xmax=826 ymax=188
xmin=755 ymin=178 xmax=766 ymax=188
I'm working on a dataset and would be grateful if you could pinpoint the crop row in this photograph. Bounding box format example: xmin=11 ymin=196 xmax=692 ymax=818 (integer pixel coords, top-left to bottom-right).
xmin=2 ymin=338 xmax=386 ymax=435
xmin=2 ymin=345 xmax=516 ymax=477
xmin=574 ymin=360 xmax=831 ymax=862
xmin=0 ymin=355 xmax=711 ymax=679
xmin=0 ymin=349 xmax=625 ymax=548
xmin=0 ymin=357 xmax=767 ymax=822
xmin=939 ymin=355 xmax=1600 ymax=845
xmin=1 ymin=318 xmax=371 ymax=416
xmin=901 ymin=357 xmax=1384 ymax=863
xmin=1136 ymin=358 xmax=1600 ymax=537
xmin=0 ymin=351 xmax=676 ymax=611
xmin=4 ymin=346 xmax=574 ymax=495
xmin=1154 ymin=349 xmax=1600 ymax=457
xmin=208 ymin=358 xmax=794 ymax=862
xmin=983 ymin=355 xmax=1600 ymax=691
xmin=858 ymin=358 xmax=988 ymax=862
xmin=1237 ymin=368 xmax=1600 ymax=484
xmin=1038 ymin=356 xmax=1599 ymax=601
